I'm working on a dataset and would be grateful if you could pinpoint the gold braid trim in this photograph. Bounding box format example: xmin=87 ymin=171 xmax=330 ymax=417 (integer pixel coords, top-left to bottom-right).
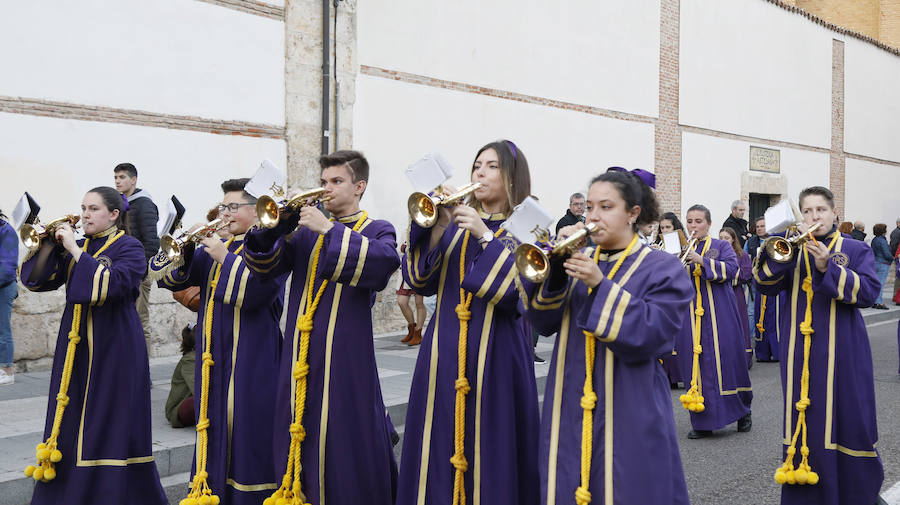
xmin=25 ymin=231 xmax=124 ymax=483
xmin=575 ymin=234 xmax=638 ymax=505
xmin=680 ymin=236 xmax=712 ymax=413
xmin=266 ymin=213 xmax=368 ymax=505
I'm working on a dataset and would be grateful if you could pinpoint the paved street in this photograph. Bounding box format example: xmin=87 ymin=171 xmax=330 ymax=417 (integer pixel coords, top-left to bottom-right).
xmin=1 ymin=306 xmax=898 ymax=504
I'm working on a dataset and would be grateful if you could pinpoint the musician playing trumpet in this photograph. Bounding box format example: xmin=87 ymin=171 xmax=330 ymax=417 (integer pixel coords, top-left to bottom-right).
xmin=153 ymin=178 xmax=288 ymax=505
xmin=398 ymin=140 xmax=540 ymax=505
xmin=754 ymin=187 xmax=882 ymax=505
xmin=676 ymin=205 xmax=753 ymax=439
xmin=527 ymin=169 xmax=693 ymax=505
xmin=243 ymin=151 xmax=400 ymax=505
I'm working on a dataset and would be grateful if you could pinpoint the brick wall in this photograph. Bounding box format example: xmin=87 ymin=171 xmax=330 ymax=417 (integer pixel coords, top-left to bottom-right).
xmin=831 ymin=39 xmax=846 ymax=218
xmin=655 ymin=0 xmax=682 ymax=216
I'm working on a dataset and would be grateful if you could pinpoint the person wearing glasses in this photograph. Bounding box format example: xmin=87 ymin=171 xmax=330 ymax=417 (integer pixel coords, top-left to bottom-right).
xmin=153 ymin=178 xmax=288 ymax=505
xmin=555 ymin=192 xmax=586 ymax=233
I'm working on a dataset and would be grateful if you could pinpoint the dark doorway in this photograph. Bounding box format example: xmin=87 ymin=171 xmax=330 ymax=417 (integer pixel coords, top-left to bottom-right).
xmin=749 ymin=193 xmax=777 ymax=223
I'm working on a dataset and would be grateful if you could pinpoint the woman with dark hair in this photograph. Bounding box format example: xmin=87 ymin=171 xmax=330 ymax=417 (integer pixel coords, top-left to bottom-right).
xmin=871 ymin=223 xmax=892 ymax=309
xmin=399 ymin=140 xmax=539 ymax=505
xmin=20 ymin=186 xmax=166 ymax=504
xmin=720 ymin=227 xmax=754 ymax=367
xmin=658 ymin=211 xmax=684 ymax=234
xmin=676 ymin=204 xmax=753 ymax=439
xmin=529 ymin=170 xmax=693 ymax=505
xmin=0 ymin=208 xmax=17 ymax=385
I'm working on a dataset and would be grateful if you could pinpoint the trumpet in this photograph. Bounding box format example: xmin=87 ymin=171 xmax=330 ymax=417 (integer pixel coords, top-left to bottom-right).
xmin=256 ymin=188 xmax=332 ymax=229
xmin=159 ymin=218 xmax=229 ymax=263
xmin=407 ymin=183 xmax=482 ymax=228
xmin=678 ymin=230 xmax=697 ymax=267
xmin=514 ymin=223 xmax=598 ymax=283
xmin=762 ymin=223 xmax=821 ymax=263
xmin=19 ymin=215 xmax=81 ymax=252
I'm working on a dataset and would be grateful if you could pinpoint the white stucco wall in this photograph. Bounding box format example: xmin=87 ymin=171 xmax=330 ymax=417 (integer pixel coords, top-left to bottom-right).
xmin=0 ymin=0 xmax=285 ymax=125
xmin=358 ymin=0 xmax=661 ymax=118
xmin=844 ymin=38 xmax=900 ymax=164
xmin=681 ymin=132 xmax=830 ymax=223
xmin=0 ymin=113 xmax=286 ymax=230
xmin=680 ymin=0 xmax=832 ymax=148
xmin=353 ymin=75 xmax=655 ymax=238
xmin=845 ymin=158 xmax=900 ymax=231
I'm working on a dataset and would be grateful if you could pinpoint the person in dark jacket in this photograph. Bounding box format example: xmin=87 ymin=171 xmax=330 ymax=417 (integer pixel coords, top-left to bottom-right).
xmin=723 ymin=199 xmax=750 ymax=248
xmin=554 ymin=192 xmax=585 ymax=233
xmin=114 ymin=163 xmax=159 ymax=352
xmin=851 ymin=221 xmax=866 ymax=242
xmin=871 ymin=223 xmax=892 ymax=309
xmin=889 ymin=218 xmax=900 ymax=259
xmin=745 ymin=216 xmax=766 ymax=260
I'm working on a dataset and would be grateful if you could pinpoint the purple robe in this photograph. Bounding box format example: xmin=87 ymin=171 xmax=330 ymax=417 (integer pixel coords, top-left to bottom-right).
xmin=243 ymin=212 xmax=400 ymax=505
xmin=675 ymin=236 xmax=753 ymax=431
xmin=21 ymin=231 xmax=166 ymax=505
xmin=733 ymin=251 xmax=753 ymax=367
xmin=752 ymin=287 xmax=782 ymax=362
xmin=755 ymin=228 xmax=883 ymax=505
xmin=530 ymin=243 xmax=693 ymax=505
xmin=398 ymin=213 xmax=540 ymax=505
xmin=156 ymin=233 xmax=287 ymax=505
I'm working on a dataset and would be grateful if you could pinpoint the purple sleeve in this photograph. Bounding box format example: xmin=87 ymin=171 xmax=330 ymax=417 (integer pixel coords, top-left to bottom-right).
xmin=318 ymin=220 xmax=400 ymax=290
xmin=401 ymin=222 xmax=451 ymax=296
xmin=699 ymin=241 xmax=738 ymax=283
xmin=811 ymin=241 xmax=880 ymax=307
xmin=526 ymin=267 xmax=571 ymax=337
xmin=460 ymin=237 xmax=523 ymax=313
xmin=157 ymin=247 xmax=210 ymax=292
xmin=20 ymin=247 xmax=68 ymax=292
xmin=243 ymin=227 xmax=295 ymax=280
xmin=577 ymin=254 xmax=694 ymax=363
xmin=212 ymin=250 xmax=288 ymax=310
xmin=736 ymin=253 xmax=752 ymax=285
xmin=66 ymin=239 xmax=144 ymax=306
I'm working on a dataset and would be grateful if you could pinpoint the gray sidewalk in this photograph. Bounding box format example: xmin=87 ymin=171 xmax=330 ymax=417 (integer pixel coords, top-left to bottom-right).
xmin=0 ymin=329 xmax=556 ymax=505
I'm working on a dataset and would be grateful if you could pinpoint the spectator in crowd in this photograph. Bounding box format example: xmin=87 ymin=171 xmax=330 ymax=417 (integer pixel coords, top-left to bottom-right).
xmin=838 ymin=221 xmax=854 ymax=235
xmin=723 ymin=200 xmax=750 ymax=247
xmin=745 ymin=217 xmax=766 ymax=260
xmin=114 ymin=163 xmax=159 ymax=352
xmin=555 ymin=192 xmax=585 ymax=233
xmin=397 ymin=242 xmax=426 ymax=346
xmin=165 ymin=324 xmax=196 ymax=427
xmin=871 ymin=223 xmax=892 ymax=310
xmin=0 ymin=209 xmax=17 ymax=385
xmin=889 ymin=218 xmax=900 ymax=259
xmin=851 ymin=221 xmax=866 ymax=242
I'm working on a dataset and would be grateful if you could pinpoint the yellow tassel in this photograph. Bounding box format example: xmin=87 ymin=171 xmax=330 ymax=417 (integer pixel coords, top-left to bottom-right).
xmin=774 ymin=234 xmax=838 ymax=487
xmin=25 ymin=232 xmax=123 ymax=483
xmin=682 ymin=238 xmax=712 ymax=414
xmin=268 ymin=213 xmax=368 ymax=505
xmin=574 ymin=234 xmax=638 ymax=505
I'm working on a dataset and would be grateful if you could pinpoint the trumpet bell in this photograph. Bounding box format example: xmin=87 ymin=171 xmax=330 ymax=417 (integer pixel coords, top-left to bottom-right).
xmin=763 ymin=236 xmax=793 ymax=263
xmin=19 ymin=224 xmax=43 ymax=251
xmin=256 ymin=195 xmax=281 ymax=229
xmin=515 ymin=243 xmax=550 ymax=283
xmin=408 ymin=192 xmax=438 ymax=228
xmin=159 ymin=234 xmax=183 ymax=263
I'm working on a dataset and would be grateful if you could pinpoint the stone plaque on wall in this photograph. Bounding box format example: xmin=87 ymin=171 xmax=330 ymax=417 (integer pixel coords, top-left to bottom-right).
xmin=749 ymin=146 xmax=780 ymax=173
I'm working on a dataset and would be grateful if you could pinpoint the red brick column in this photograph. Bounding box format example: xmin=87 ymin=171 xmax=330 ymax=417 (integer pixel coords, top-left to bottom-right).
xmin=830 ymin=39 xmax=846 ymax=218
xmin=655 ymin=0 xmax=682 ymax=216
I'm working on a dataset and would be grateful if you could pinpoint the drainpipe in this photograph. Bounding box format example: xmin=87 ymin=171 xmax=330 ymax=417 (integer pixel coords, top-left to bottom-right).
xmin=321 ymin=0 xmax=331 ymax=155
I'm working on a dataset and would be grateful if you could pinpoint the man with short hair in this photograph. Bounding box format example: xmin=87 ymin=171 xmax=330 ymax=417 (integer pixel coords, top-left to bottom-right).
xmin=723 ymin=199 xmax=750 ymax=247
xmin=746 ymin=216 xmax=767 ymax=259
xmin=555 ymin=192 xmax=585 ymax=233
xmin=754 ymin=186 xmax=882 ymax=504
xmin=153 ymin=178 xmax=288 ymax=504
xmin=244 ymin=150 xmax=400 ymax=505
xmin=113 ymin=163 xmax=159 ymax=350
xmin=851 ymin=221 xmax=866 ymax=242
xmin=889 ymin=218 xmax=900 ymax=259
